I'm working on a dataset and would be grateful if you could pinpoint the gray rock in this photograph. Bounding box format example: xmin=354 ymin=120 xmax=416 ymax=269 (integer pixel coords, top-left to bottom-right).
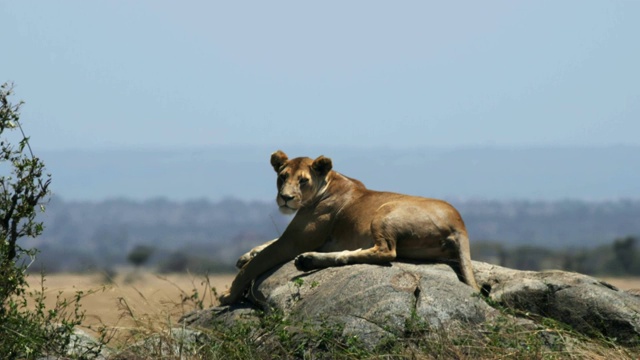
xmin=181 ymin=303 xmax=260 ymax=329
xmin=183 ymin=260 xmax=640 ymax=349
xmin=119 ymin=327 xmax=209 ymax=359
xmin=474 ymin=262 xmax=640 ymax=344
xmin=37 ymin=327 xmax=111 ymax=360
xmin=251 ymin=262 xmax=499 ymax=333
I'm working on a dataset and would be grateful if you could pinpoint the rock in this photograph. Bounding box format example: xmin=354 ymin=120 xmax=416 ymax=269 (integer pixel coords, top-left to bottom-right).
xmin=182 ymin=303 xmax=261 ymax=329
xmin=474 ymin=262 xmax=640 ymax=344
xmin=247 ymin=262 xmax=509 ymax=349
xmin=183 ymin=261 xmax=640 ymax=350
xmin=117 ymin=328 xmax=209 ymax=359
xmin=37 ymin=327 xmax=111 ymax=360
xmin=66 ymin=328 xmax=111 ymax=359
xmin=257 ymin=262 xmax=497 ymax=328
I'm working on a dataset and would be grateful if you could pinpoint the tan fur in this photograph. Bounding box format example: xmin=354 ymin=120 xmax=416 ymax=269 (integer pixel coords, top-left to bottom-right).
xmin=219 ymin=150 xmax=480 ymax=305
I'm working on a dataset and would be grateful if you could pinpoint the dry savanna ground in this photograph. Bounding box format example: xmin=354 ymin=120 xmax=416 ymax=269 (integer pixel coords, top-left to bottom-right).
xmin=26 ymin=270 xmax=640 ymax=344
xmin=26 ymin=270 xmax=235 ymax=343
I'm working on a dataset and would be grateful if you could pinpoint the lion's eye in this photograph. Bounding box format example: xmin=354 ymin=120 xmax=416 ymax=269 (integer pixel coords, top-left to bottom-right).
xmin=299 ymin=178 xmax=309 ymax=185
xmin=278 ymin=173 xmax=288 ymax=182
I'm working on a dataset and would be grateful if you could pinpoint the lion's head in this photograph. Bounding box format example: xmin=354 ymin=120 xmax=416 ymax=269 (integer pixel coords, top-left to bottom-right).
xmin=270 ymin=150 xmax=333 ymax=214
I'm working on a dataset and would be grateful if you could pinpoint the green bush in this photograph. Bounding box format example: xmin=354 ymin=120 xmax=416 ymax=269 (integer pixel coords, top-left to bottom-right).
xmin=0 ymin=82 xmax=107 ymax=359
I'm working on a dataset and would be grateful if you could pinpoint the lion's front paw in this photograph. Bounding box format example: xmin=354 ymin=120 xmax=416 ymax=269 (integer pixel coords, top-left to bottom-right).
xmin=218 ymin=290 xmax=237 ymax=305
xmin=236 ymin=253 xmax=252 ymax=269
xmin=294 ymin=253 xmax=316 ymax=271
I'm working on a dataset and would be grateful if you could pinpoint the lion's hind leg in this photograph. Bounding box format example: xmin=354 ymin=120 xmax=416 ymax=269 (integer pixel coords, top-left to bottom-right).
xmin=295 ymin=217 xmax=397 ymax=271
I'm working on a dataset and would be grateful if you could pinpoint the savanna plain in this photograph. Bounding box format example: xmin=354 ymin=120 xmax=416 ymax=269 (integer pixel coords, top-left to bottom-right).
xmin=26 ymin=271 xmax=235 ymax=344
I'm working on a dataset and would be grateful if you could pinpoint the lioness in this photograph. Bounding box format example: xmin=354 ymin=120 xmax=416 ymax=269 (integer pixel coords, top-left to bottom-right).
xmin=219 ymin=150 xmax=479 ymax=304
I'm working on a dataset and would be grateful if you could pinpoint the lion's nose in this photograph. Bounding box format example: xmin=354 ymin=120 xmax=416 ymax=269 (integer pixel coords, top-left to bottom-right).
xmin=280 ymin=194 xmax=294 ymax=202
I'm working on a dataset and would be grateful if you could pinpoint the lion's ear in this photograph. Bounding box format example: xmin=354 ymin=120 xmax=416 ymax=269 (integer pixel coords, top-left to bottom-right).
xmin=271 ymin=150 xmax=289 ymax=172
xmin=312 ymin=155 xmax=332 ymax=175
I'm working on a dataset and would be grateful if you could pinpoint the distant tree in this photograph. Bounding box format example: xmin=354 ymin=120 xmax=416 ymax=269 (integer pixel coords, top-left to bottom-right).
xmin=612 ymin=236 xmax=638 ymax=275
xmin=158 ymin=251 xmax=190 ymax=273
xmin=93 ymin=225 xmax=130 ymax=268
xmin=127 ymin=244 xmax=155 ymax=268
xmin=504 ymin=245 xmax=553 ymax=271
xmin=562 ymin=249 xmax=589 ymax=274
xmin=157 ymin=250 xmax=235 ymax=274
xmin=470 ymin=241 xmax=507 ymax=266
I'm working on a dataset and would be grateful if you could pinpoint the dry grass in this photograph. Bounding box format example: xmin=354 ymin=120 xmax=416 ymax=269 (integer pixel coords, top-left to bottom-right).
xmin=26 ymin=270 xmax=234 ymax=343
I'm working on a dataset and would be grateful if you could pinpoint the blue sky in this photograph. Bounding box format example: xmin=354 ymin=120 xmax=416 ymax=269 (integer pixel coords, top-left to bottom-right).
xmin=2 ymin=1 xmax=639 ymax=151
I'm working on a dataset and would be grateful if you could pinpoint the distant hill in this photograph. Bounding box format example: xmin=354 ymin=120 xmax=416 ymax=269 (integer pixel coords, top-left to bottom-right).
xmin=27 ymin=197 xmax=640 ymax=273
xmin=40 ymin=145 xmax=640 ymax=201
xmin=28 ymin=145 xmax=640 ymax=272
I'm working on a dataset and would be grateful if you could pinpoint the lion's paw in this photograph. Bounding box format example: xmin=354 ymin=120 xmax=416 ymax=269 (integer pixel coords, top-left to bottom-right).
xmin=294 ymin=253 xmax=316 ymax=271
xmin=218 ymin=290 xmax=236 ymax=305
xmin=236 ymin=254 xmax=251 ymax=269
